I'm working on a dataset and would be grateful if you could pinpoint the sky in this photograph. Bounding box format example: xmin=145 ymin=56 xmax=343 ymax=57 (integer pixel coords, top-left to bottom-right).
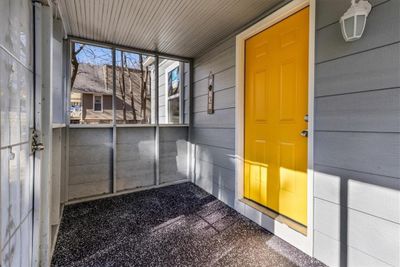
xmin=75 ymin=42 xmax=147 ymax=69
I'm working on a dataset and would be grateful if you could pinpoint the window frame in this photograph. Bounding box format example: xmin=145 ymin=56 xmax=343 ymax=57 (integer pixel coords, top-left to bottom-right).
xmin=93 ymin=94 xmax=103 ymax=112
xmin=67 ymin=38 xmax=191 ymax=127
xmin=164 ymin=61 xmax=181 ymax=124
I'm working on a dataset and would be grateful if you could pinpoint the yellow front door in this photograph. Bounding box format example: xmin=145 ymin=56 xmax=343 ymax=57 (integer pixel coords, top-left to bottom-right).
xmin=244 ymin=7 xmax=309 ymax=226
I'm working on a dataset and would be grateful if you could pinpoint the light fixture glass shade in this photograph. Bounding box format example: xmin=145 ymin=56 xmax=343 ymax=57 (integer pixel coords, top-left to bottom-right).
xmin=340 ymin=0 xmax=371 ymax=42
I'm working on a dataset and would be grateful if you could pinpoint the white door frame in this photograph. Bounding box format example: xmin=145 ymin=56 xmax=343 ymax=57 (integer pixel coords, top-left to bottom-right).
xmin=234 ymin=0 xmax=315 ymax=256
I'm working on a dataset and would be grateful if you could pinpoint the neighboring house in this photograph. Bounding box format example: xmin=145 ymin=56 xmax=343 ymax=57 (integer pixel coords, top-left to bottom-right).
xmin=71 ymin=63 xmax=151 ymax=124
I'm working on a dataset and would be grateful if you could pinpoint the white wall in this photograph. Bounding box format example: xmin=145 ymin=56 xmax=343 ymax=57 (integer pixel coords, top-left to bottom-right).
xmin=0 ymin=0 xmax=34 ymax=266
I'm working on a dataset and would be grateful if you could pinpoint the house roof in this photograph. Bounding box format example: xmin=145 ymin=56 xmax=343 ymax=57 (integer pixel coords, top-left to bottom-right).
xmin=72 ymin=64 xmax=113 ymax=95
xmin=72 ymin=64 xmax=144 ymax=95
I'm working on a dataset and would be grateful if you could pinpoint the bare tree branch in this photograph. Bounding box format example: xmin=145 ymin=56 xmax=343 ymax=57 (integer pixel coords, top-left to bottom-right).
xmin=71 ymin=44 xmax=85 ymax=89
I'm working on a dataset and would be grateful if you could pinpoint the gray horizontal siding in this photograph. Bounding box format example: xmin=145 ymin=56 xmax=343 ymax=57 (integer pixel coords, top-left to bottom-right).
xmin=193 ymin=87 xmax=235 ymax=112
xmin=315 ymin=43 xmax=400 ymax=97
xmin=193 ymin=66 xmax=235 ymax=98
xmin=193 ymin=109 xmax=235 ymax=129
xmin=314 ymin=198 xmax=400 ymax=266
xmin=314 ymin=0 xmax=400 ymax=266
xmin=195 ymin=144 xmax=235 ymax=171
xmin=314 ymin=165 xmax=400 ymax=224
xmin=314 ymin=231 xmax=394 ymax=267
xmin=194 ymin=44 xmax=235 ymax=82
xmin=191 ymin=128 xmax=235 ymax=150
xmin=191 ymin=36 xmax=236 ymax=208
xmin=315 ymin=88 xmax=400 ymax=132
xmin=195 ymin=158 xmax=235 ymax=192
xmin=315 ymin=132 xmax=400 ymax=178
xmin=190 ymin=2 xmax=400 ymax=267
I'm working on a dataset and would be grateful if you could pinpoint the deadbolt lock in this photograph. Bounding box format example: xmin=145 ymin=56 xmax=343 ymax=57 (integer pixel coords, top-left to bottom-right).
xmin=304 ymin=114 xmax=309 ymax=122
xmin=300 ymin=130 xmax=308 ymax=137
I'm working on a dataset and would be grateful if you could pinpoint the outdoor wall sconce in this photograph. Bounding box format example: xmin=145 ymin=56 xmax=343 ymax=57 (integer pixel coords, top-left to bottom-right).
xmin=207 ymin=72 xmax=214 ymax=114
xmin=340 ymin=0 xmax=372 ymax=42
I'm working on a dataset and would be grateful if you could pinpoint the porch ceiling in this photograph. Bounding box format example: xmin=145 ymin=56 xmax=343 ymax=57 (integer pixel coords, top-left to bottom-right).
xmin=56 ymin=0 xmax=285 ymax=58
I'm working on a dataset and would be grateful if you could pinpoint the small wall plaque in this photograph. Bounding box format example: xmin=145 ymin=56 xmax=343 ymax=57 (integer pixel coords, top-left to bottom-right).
xmin=207 ymin=72 xmax=214 ymax=114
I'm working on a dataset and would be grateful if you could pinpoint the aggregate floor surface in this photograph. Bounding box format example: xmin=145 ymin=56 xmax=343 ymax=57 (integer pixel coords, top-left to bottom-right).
xmin=51 ymin=182 xmax=325 ymax=267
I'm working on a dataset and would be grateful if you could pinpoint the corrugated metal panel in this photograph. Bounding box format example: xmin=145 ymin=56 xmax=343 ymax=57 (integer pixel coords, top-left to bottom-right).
xmin=57 ymin=0 xmax=284 ymax=57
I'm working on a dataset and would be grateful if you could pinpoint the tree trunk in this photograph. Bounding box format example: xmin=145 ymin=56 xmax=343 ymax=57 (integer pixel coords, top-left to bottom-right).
xmin=71 ymin=44 xmax=85 ymax=89
xmin=142 ymin=67 xmax=149 ymax=122
xmin=120 ymin=51 xmax=127 ymax=122
xmin=139 ymin=55 xmax=145 ymax=121
xmin=127 ymin=67 xmax=137 ymax=123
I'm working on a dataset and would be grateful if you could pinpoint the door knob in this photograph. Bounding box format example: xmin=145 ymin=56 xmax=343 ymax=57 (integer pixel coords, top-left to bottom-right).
xmin=300 ymin=130 xmax=308 ymax=137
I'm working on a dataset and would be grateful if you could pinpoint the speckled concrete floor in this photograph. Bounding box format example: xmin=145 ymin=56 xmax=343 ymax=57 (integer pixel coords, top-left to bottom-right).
xmin=51 ymin=182 xmax=325 ymax=267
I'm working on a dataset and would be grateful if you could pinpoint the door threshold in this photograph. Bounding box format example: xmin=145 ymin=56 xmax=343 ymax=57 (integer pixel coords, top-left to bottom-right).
xmin=240 ymin=198 xmax=307 ymax=236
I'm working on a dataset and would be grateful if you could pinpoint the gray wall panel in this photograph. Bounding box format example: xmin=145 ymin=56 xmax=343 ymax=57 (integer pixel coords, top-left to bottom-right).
xmin=69 ymin=128 xmax=112 ymax=146
xmin=195 ymin=144 xmax=235 ymax=171
xmin=314 ymin=198 xmax=400 ymax=266
xmin=314 ymin=231 xmax=393 ymax=267
xmin=51 ymin=129 xmax=62 ymax=226
xmin=193 ymin=109 xmax=235 ymax=128
xmin=68 ymin=181 xmax=111 ymax=200
xmin=315 ymin=165 xmax=400 ymax=224
xmin=69 ymin=146 xmax=112 ymax=166
xmin=116 ymin=128 xmax=155 ymax=191
xmin=194 ymin=36 xmax=235 ymax=67
xmin=195 ymin=158 xmax=235 ymax=192
xmin=193 ymin=87 xmax=235 ymax=112
xmin=191 ymin=128 xmax=235 ymax=149
xmin=191 ymin=34 xmax=237 ymax=211
xmin=159 ymin=127 xmax=188 ymax=141
xmin=314 ymin=1 xmax=400 ymax=266
xmin=315 ymin=132 xmax=400 ymax=178
xmin=68 ymin=128 xmax=113 ymax=200
xmin=69 ymin=164 xmax=112 ymax=184
xmin=315 ymin=43 xmax=400 ymax=97
xmin=315 ymin=88 xmax=400 ymax=132
xmin=194 ymin=46 xmax=235 ymax=82
xmin=159 ymin=127 xmax=189 ymax=184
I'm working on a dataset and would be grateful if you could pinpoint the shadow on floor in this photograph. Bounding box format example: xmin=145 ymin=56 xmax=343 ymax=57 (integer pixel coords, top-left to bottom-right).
xmin=51 ymin=182 xmax=325 ymax=267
